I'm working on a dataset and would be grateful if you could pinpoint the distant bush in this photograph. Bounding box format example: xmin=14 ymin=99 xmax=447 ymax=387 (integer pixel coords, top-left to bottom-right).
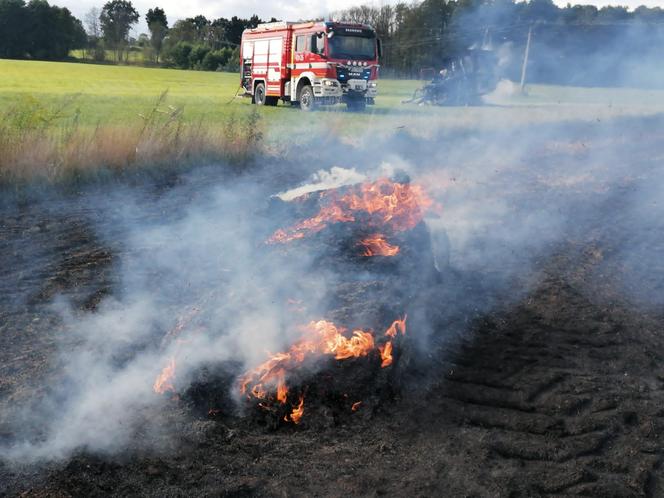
xmin=167 ymin=41 xmax=193 ymax=69
xmin=188 ymin=44 xmax=210 ymax=69
xmin=201 ymin=48 xmax=232 ymax=71
xmin=165 ymin=42 xmax=226 ymax=70
xmin=162 ymin=41 xmax=238 ymax=72
xmin=223 ymin=47 xmax=240 ymax=72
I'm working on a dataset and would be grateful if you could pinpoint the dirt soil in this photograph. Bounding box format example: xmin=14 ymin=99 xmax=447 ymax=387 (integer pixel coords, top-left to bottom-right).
xmin=2 ymin=118 xmax=664 ymax=497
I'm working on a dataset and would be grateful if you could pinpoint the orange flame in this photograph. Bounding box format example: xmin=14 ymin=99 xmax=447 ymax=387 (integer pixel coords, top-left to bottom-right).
xmin=379 ymin=341 xmax=393 ymax=368
xmin=385 ymin=315 xmax=407 ymax=338
xmin=239 ymin=321 xmax=376 ymax=404
xmin=267 ymin=179 xmax=432 ymax=244
xmin=153 ymin=357 xmax=176 ymax=394
xmin=276 ymin=370 xmax=288 ymax=403
xmin=239 ymin=316 xmax=407 ymax=423
xmin=351 ymin=401 xmax=362 ymax=412
xmin=285 ymin=395 xmax=305 ymax=424
xmin=359 ymin=234 xmax=400 ymax=257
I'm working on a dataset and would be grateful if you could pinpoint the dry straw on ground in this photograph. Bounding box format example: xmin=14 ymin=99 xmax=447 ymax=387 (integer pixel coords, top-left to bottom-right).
xmin=0 ymin=92 xmax=263 ymax=185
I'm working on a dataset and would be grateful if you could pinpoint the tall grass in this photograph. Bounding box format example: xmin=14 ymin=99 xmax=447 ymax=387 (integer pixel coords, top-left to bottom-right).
xmin=0 ymin=92 xmax=264 ymax=185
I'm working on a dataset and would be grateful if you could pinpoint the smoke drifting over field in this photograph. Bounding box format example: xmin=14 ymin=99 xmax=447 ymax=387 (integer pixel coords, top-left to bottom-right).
xmin=3 ymin=107 xmax=663 ymax=463
xmin=2 ymin=11 xmax=664 ymax=464
xmin=393 ymin=0 xmax=664 ymax=89
xmin=4 ymin=177 xmax=333 ymax=460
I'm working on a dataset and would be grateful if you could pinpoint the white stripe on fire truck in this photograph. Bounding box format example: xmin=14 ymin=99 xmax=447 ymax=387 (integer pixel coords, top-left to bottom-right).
xmin=293 ymin=63 xmax=328 ymax=70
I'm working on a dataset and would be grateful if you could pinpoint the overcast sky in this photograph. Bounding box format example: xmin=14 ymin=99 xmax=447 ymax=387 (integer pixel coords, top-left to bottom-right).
xmin=60 ymin=0 xmax=663 ymax=35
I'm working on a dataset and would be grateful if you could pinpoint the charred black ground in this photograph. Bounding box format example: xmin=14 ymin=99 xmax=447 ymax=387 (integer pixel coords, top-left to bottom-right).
xmin=2 ymin=116 xmax=664 ymax=496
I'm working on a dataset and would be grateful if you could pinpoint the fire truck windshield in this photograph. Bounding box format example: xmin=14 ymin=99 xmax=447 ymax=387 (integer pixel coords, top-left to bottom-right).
xmin=328 ymin=35 xmax=376 ymax=61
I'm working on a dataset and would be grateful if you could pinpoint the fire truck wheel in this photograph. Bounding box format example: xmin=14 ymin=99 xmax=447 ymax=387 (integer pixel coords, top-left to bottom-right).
xmin=254 ymin=82 xmax=267 ymax=106
xmin=298 ymin=85 xmax=316 ymax=112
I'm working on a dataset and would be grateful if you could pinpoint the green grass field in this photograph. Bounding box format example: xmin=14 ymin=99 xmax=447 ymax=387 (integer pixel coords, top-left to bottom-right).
xmin=2 ymin=58 xmax=664 ymax=184
xmin=3 ymin=58 xmax=664 ymax=136
xmin=2 ymin=58 xmax=421 ymax=126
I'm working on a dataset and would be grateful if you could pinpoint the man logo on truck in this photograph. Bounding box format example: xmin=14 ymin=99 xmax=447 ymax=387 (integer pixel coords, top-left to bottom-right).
xmin=240 ymin=21 xmax=381 ymax=112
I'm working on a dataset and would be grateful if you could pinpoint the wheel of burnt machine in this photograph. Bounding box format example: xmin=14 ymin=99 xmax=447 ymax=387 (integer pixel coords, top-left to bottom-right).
xmin=299 ymin=85 xmax=316 ymax=112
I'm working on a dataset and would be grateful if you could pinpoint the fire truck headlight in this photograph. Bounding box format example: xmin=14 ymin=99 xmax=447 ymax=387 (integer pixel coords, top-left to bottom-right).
xmin=323 ymin=80 xmax=337 ymax=87
xmin=368 ymin=82 xmax=377 ymax=88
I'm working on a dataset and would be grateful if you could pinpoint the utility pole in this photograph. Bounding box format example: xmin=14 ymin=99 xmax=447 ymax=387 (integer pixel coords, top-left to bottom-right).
xmin=520 ymin=25 xmax=532 ymax=94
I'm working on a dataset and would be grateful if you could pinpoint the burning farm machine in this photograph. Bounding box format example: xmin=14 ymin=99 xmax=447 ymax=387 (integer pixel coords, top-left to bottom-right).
xmin=240 ymin=21 xmax=381 ymax=111
xmin=404 ymin=48 xmax=500 ymax=106
xmin=154 ymin=176 xmax=444 ymax=427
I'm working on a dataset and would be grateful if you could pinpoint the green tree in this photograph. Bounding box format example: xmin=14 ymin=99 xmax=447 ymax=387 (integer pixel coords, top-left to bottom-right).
xmin=84 ymin=7 xmax=105 ymax=60
xmin=0 ymin=0 xmax=85 ymax=60
xmin=218 ymin=15 xmax=261 ymax=45
xmin=201 ymin=47 xmax=232 ymax=70
xmin=0 ymin=0 xmax=27 ymax=58
xmin=167 ymin=18 xmax=196 ymax=43
xmin=146 ymin=6 xmax=167 ymax=61
xmin=100 ymin=0 xmax=139 ymax=61
xmin=25 ymin=0 xmax=84 ymax=59
xmin=597 ymin=5 xmax=630 ymax=23
xmin=169 ymin=40 xmax=193 ymax=68
xmin=190 ymin=14 xmax=210 ymax=43
xmin=524 ymin=0 xmax=559 ymax=22
xmin=188 ymin=44 xmax=210 ymax=68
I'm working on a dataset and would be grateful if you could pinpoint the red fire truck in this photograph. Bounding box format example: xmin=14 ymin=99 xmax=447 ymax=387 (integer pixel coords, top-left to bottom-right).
xmin=240 ymin=21 xmax=381 ymax=111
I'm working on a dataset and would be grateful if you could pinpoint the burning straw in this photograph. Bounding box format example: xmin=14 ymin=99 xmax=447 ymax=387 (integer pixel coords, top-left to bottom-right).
xmin=236 ymin=316 xmax=407 ymax=424
xmin=267 ymin=178 xmax=434 ymax=257
xmin=150 ymin=176 xmax=435 ymax=426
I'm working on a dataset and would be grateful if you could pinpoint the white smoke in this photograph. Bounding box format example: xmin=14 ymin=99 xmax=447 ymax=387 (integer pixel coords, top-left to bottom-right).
xmin=3 ymin=10 xmax=664 ymax=465
xmin=276 ymin=166 xmax=366 ymax=201
xmin=3 ymin=175 xmax=333 ymax=461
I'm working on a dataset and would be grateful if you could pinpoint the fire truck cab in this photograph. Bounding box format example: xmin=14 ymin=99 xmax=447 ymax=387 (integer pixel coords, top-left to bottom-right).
xmin=240 ymin=21 xmax=381 ymax=111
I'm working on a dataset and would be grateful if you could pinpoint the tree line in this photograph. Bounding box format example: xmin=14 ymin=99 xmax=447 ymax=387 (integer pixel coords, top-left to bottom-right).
xmin=1 ymin=0 xmax=663 ymax=85
xmin=82 ymin=2 xmax=274 ymax=70
xmin=333 ymin=0 xmax=664 ymax=85
xmin=0 ymin=0 xmax=86 ymax=59
xmin=0 ymin=0 xmax=269 ymax=70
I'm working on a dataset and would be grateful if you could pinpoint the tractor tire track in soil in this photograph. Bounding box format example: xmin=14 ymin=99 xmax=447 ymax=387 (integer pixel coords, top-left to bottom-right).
xmin=2 ymin=120 xmax=664 ymax=496
xmin=2 ymin=198 xmax=663 ymax=497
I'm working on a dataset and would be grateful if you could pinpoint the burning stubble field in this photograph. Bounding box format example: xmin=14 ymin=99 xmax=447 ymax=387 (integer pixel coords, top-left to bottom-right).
xmin=3 ymin=61 xmax=664 ymax=497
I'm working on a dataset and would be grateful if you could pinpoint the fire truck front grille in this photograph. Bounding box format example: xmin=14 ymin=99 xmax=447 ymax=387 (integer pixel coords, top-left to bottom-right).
xmin=337 ymin=67 xmax=372 ymax=84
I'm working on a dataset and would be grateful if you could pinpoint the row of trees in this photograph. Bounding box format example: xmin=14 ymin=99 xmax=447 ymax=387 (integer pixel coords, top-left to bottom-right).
xmin=80 ymin=1 xmax=267 ymax=70
xmin=82 ymin=0 xmax=139 ymax=61
xmin=0 ymin=0 xmax=86 ymax=59
xmin=1 ymin=0 xmax=663 ymax=84
xmin=0 ymin=0 xmax=267 ymax=69
xmin=154 ymin=13 xmax=270 ymax=69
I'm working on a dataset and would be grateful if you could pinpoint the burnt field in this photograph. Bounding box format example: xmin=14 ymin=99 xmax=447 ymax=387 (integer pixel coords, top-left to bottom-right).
xmin=2 ymin=114 xmax=664 ymax=497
